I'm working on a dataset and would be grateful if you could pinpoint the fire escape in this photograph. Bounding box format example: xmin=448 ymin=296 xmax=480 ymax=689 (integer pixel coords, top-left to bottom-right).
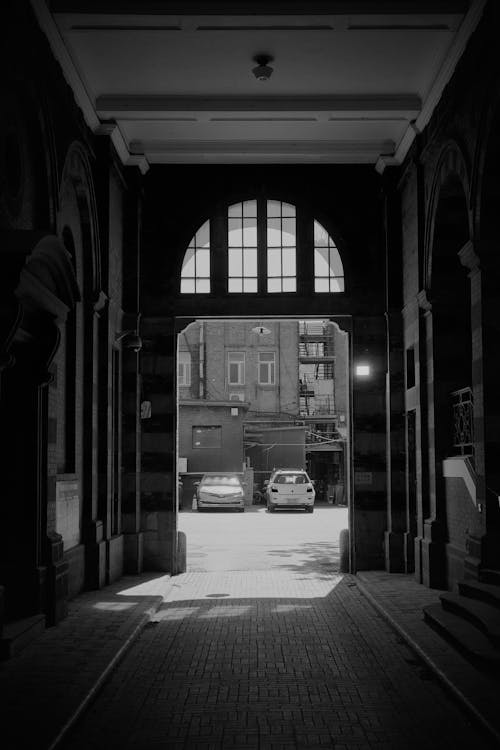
xmin=299 ymin=320 xmax=336 ymax=421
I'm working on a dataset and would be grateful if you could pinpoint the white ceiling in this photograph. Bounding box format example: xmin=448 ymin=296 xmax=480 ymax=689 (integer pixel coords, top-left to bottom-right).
xmin=33 ymin=1 xmax=485 ymax=171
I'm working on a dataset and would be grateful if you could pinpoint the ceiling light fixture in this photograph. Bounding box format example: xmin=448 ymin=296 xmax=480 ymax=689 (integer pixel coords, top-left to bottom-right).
xmin=251 ymin=324 xmax=271 ymax=335
xmin=252 ymin=54 xmax=274 ymax=82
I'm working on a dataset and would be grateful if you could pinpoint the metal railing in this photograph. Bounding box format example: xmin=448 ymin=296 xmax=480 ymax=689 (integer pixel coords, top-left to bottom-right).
xmin=451 ymin=387 xmax=474 ymax=456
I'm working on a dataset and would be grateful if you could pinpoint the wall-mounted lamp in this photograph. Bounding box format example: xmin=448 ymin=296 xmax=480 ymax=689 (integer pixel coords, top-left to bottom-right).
xmin=355 ymin=364 xmax=371 ymax=378
xmin=115 ymin=330 xmax=143 ymax=352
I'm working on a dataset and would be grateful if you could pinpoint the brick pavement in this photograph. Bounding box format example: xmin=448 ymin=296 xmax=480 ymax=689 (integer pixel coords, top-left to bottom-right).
xmin=0 ymin=574 xmax=172 ymax=750
xmin=58 ymin=569 xmax=496 ymax=750
xmin=1 ymin=553 xmax=499 ymax=748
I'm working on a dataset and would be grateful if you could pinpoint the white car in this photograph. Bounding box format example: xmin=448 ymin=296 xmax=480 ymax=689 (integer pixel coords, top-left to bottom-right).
xmin=265 ymin=469 xmax=315 ymax=513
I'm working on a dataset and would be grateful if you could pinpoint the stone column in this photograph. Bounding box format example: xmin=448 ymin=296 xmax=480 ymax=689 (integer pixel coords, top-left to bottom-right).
xmin=415 ymin=290 xmax=447 ymax=588
xmin=384 ymin=311 xmax=406 ymax=572
xmin=83 ymin=291 xmax=108 ymax=589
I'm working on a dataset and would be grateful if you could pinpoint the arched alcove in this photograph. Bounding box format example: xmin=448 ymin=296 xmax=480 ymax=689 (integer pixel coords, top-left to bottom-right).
xmin=427 ymin=162 xmax=473 ymax=587
xmin=0 ymin=232 xmax=79 ymax=624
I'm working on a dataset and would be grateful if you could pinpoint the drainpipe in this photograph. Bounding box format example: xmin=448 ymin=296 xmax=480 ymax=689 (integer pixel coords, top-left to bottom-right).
xmin=199 ymin=321 xmax=205 ymax=399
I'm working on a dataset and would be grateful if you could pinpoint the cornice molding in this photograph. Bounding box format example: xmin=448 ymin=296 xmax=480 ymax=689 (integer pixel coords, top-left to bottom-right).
xmin=31 ymin=0 xmax=99 ymax=130
xmin=377 ymin=0 xmax=486 ymax=172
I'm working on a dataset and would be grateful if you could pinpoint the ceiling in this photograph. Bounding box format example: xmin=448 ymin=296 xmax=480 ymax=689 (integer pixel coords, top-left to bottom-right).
xmin=33 ymin=1 xmax=485 ymax=172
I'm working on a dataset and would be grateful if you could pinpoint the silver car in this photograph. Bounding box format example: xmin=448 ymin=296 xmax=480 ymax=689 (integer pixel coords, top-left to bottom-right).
xmin=194 ymin=472 xmax=245 ymax=512
xmin=265 ymin=469 xmax=315 ymax=513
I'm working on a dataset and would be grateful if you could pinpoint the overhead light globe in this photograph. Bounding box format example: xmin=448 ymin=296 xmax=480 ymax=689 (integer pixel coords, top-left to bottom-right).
xmin=251 ymin=324 xmax=271 ymax=335
xmin=252 ymin=54 xmax=274 ymax=81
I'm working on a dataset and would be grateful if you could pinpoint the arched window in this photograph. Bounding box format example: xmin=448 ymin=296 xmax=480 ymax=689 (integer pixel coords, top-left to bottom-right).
xmin=180 ymin=201 xmax=343 ymax=295
xmin=180 ymin=220 xmax=210 ymax=293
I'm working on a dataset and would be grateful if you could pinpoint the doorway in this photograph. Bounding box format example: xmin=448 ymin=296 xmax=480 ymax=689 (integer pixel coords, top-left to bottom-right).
xmin=175 ymin=316 xmax=351 ymax=575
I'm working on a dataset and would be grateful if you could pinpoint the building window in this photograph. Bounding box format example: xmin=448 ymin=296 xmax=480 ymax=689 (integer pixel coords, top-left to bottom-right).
xmin=228 ymin=200 xmax=257 ymax=293
xmin=267 ymin=201 xmax=296 ymax=292
xmin=178 ymin=351 xmax=191 ymax=386
xmin=192 ymin=425 xmax=222 ymax=449
xmin=258 ymin=351 xmax=276 ymax=385
xmin=181 ymin=220 xmax=210 ymax=293
xmin=181 ymin=202 xmax=344 ymax=295
xmin=228 ymin=351 xmax=245 ymax=385
xmin=314 ymin=220 xmax=344 ymax=292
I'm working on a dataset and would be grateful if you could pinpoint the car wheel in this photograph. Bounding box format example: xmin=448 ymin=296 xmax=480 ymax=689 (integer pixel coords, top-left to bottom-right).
xmin=267 ymin=503 xmax=275 ymax=513
xmin=306 ymin=506 xmax=314 ymax=513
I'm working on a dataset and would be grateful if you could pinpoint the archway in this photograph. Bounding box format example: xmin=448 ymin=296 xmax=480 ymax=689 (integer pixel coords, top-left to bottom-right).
xmin=139 ymin=170 xmax=390 ymax=578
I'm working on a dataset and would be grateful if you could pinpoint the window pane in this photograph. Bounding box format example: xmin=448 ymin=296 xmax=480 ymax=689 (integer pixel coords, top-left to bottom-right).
xmin=196 ymin=248 xmax=210 ymax=276
xmin=228 ymin=218 xmax=242 ymax=247
xmin=329 ymin=246 xmax=343 ymax=277
xmin=196 ymin=220 xmax=210 ymax=248
xmin=314 ymin=220 xmax=328 ymax=247
xmin=243 ymin=278 xmax=257 ymax=293
xmin=259 ymin=363 xmax=267 ymax=383
xmin=196 ymin=278 xmax=210 ymax=293
xmin=330 ymin=277 xmax=345 ymax=292
xmin=260 ymin=352 xmax=274 ymax=361
xmin=181 ymin=278 xmax=195 ymax=293
xmin=315 ymin=247 xmax=330 ymax=276
xmin=267 ymin=200 xmax=281 ymax=217
xmin=243 ymin=200 xmax=257 ymax=217
xmin=229 ymin=353 xmax=243 ymax=363
xmin=282 ymin=247 xmax=296 ymax=276
xmin=281 ymin=218 xmax=296 ymax=246
xmin=229 ymin=363 xmax=239 ymax=383
xmin=228 ymin=202 xmax=242 ymax=217
xmin=315 ymin=277 xmax=329 ymax=293
xmin=282 ymin=202 xmax=295 ymax=217
xmin=267 ymin=247 xmax=281 ymax=277
xmin=245 ymin=247 xmax=257 ymax=276
xmin=268 ymin=278 xmax=281 ymax=292
xmin=282 ymin=277 xmax=296 ymax=292
xmin=228 ymin=278 xmax=242 ymax=293
xmin=243 ymin=217 xmax=257 ymax=246
xmin=182 ymin=247 xmax=195 ymax=276
xmin=267 ymin=219 xmax=281 ymax=246
xmin=229 ymin=247 xmax=242 ymax=276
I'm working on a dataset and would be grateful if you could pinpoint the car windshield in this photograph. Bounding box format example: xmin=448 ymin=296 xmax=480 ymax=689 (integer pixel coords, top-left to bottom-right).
xmin=201 ymin=475 xmax=241 ymax=486
xmin=275 ymin=474 xmax=307 ymax=484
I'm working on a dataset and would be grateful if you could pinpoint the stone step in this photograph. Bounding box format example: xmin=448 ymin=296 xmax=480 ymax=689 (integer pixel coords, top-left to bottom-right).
xmin=0 ymin=614 xmax=45 ymax=660
xmin=480 ymin=569 xmax=500 ymax=586
xmin=458 ymin=580 xmax=500 ymax=609
xmin=423 ymin=604 xmax=500 ymax=672
xmin=440 ymin=593 xmax=500 ymax=645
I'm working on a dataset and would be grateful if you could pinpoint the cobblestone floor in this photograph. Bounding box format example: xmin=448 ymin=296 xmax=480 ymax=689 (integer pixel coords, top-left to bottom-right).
xmin=61 ymin=569 xmax=495 ymax=750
